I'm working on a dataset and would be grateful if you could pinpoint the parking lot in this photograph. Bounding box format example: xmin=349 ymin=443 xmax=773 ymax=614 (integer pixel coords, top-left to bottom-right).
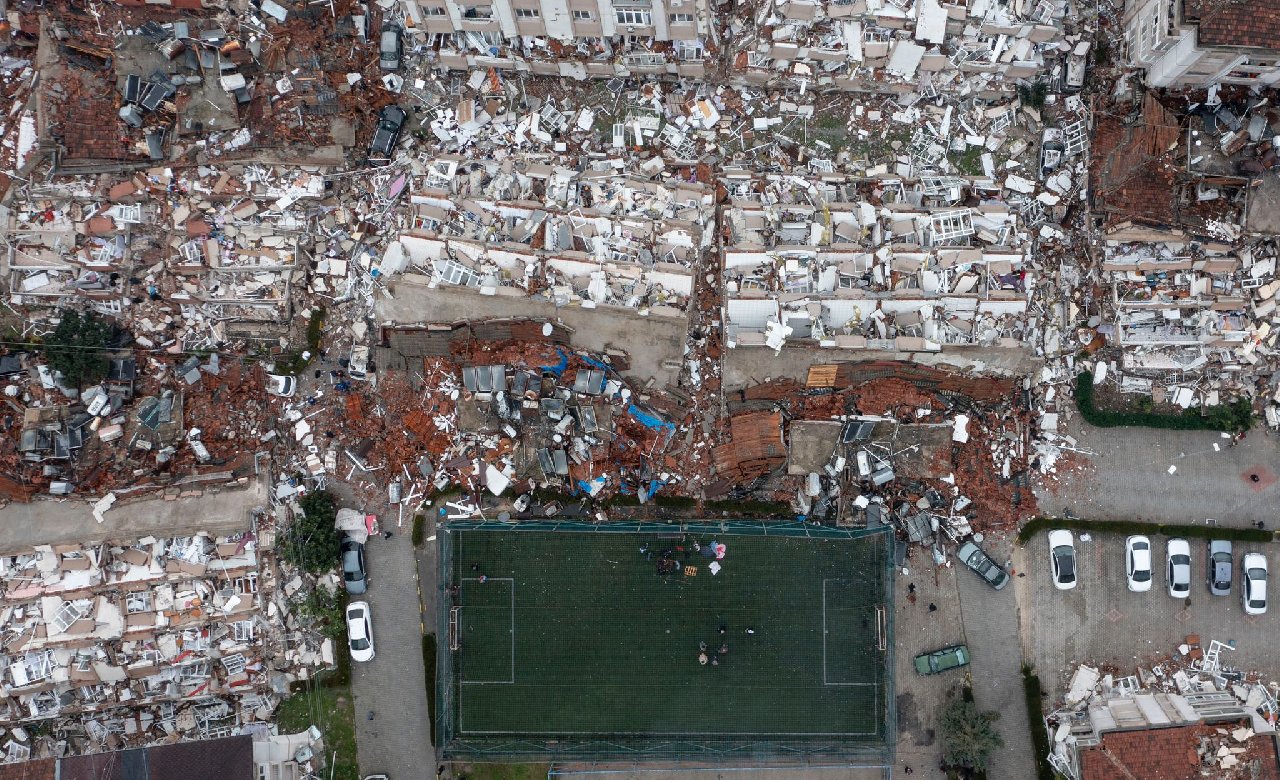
xmin=1017 ymin=530 xmax=1280 ymax=700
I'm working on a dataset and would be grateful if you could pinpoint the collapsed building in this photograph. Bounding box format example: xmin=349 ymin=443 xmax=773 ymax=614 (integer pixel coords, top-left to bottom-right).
xmin=385 ymin=154 xmax=712 ymax=314
xmin=1049 ymin=646 xmax=1280 ymax=779
xmin=1076 ymin=89 xmax=1280 ymax=425
xmin=0 ymin=529 xmax=332 ymax=762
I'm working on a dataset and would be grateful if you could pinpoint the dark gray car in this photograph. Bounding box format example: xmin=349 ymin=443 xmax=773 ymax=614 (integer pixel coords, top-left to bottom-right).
xmin=369 ymin=105 xmax=407 ymax=159
xmin=1208 ymin=540 xmax=1232 ymax=596
xmin=341 ymin=537 xmax=367 ymax=594
xmin=957 ymin=540 xmax=1009 ymax=590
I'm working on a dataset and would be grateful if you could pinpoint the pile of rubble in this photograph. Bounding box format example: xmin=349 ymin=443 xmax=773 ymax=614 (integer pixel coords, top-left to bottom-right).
xmin=0 ymin=527 xmax=332 ymax=761
xmin=274 ymin=333 xmax=686 ymax=516
xmin=0 ymin=347 xmax=279 ymax=501
xmin=1048 ymin=640 xmax=1280 ymax=779
xmin=720 ymin=361 xmax=1034 ymax=533
xmin=1035 ymin=83 xmax=1280 ymax=441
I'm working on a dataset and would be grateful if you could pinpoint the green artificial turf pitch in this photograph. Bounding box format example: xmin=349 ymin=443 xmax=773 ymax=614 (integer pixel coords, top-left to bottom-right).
xmin=446 ymin=528 xmax=890 ymax=742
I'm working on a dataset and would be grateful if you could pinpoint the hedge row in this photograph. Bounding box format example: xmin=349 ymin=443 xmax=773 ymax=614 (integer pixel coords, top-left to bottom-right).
xmin=1022 ymin=667 xmax=1056 ymax=780
xmin=422 ymin=634 xmax=436 ymax=734
xmin=1017 ymin=516 xmax=1273 ymax=545
xmin=1075 ymin=372 xmax=1254 ymax=433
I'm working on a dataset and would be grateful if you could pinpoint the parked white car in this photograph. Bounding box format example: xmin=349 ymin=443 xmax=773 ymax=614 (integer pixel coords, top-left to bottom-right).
xmin=346 ymin=601 xmax=375 ymax=662
xmin=1125 ymin=535 xmax=1153 ymax=592
xmin=1242 ymin=553 xmax=1268 ymax=616
xmin=1049 ymin=529 xmax=1077 ymax=591
xmin=1166 ymin=538 xmax=1191 ymax=598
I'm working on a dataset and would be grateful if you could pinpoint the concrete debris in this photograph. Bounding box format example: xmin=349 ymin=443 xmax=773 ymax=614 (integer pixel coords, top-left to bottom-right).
xmin=1047 ymin=642 xmax=1280 ymax=780
xmin=0 ymin=527 xmax=332 ymax=763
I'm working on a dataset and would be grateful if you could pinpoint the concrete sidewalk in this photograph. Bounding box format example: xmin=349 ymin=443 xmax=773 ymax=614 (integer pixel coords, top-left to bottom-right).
xmin=376 ymin=278 xmax=688 ymax=386
xmin=350 ymin=524 xmax=435 ymax=778
xmin=0 ymin=477 xmax=264 ymax=553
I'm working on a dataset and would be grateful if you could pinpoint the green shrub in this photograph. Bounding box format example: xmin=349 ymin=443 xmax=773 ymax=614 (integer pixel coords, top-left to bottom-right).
xmin=42 ymin=310 xmax=112 ymax=388
xmin=654 ymin=495 xmax=697 ymax=509
xmin=1022 ymin=667 xmax=1056 ymax=780
xmin=282 ymin=491 xmax=343 ymax=575
xmin=1076 ymin=372 xmax=1254 ymax=433
xmin=939 ymin=695 xmax=1003 ymax=772
xmin=423 ymin=634 xmax=437 ymax=732
xmin=1017 ymin=516 xmax=1273 ymax=545
xmin=704 ymin=499 xmax=792 ymax=516
xmin=413 ymin=514 xmax=426 ymax=547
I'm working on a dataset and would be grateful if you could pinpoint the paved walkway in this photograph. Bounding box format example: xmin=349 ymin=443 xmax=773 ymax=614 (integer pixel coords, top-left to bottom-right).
xmin=1036 ymin=418 xmax=1279 ymax=527
xmin=0 ymin=478 xmax=264 ymax=553
xmin=954 ymin=567 xmax=1037 ymax=779
xmin=377 ymin=278 xmax=688 ymax=386
xmin=350 ymin=508 xmax=435 ymax=778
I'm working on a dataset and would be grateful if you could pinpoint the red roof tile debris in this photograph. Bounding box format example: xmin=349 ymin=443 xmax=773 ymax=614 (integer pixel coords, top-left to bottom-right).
xmin=1090 ymin=94 xmax=1182 ymax=227
xmin=1080 ymin=724 xmax=1280 ymax=780
xmin=1184 ymin=0 xmax=1280 ymax=50
xmin=0 ymin=758 xmax=55 ymax=780
xmin=712 ymin=410 xmax=786 ymax=482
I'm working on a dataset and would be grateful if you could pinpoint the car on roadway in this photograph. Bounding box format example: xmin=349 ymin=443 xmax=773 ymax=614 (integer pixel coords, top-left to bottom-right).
xmin=1125 ymin=535 xmax=1153 ymax=592
xmin=914 ymin=644 xmax=970 ymax=675
xmin=1242 ymin=553 xmax=1268 ymax=616
xmin=1166 ymin=538 xmax=1191 ymax=598
xmin=341 ymin=536 xmax=368 ymax=595
xmin=266 ymin=373 xmax=296 ymax=398
xmin=369 ymin=105 xmax=407 ymax=160
xmin=957 ymin=540 xmax=1009 ymax=590
xmin=1208 ymin=540 xmax=1233 ymax=596
xmin=1049 ymin=529 xmax=1077 ymax=591
xmin=346 ymin=601 xmax=375 ymax=662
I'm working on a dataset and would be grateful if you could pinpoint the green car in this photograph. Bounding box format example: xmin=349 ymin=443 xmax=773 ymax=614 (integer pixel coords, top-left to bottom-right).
xmin=914 ymin=644 xmax=971 ymax=675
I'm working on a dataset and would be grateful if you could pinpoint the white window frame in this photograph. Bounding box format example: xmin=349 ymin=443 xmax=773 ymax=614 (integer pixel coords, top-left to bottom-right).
xmin=422 ymin=4 xmax=446 ymax=14
xmin=616 ymin=9 xmax=653 ymax=25
xmin=515 ymin=7 xmax=540 ymax=18
xmin=572 ymin=9 xmax=593 ymax=19
xmin=669 ymin=12 xmax=693 ymax=22
xmin=463 ymin=5 xmax=493 ymax=18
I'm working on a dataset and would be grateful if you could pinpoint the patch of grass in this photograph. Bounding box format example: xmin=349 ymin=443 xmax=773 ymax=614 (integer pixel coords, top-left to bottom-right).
xmin=424 ymin=634 xmax=437 ymax=733
xmin=449 ymin=764 xmax=550 ymax=780
xmin=952 ymin=145 xmax=984 ymax=176
xmin=1017 ymin=517 xmax=1273 ymax=545
xmin=306 ymin=306 xmax=326 ymax=352
xmin=276 ymin=307 xmax=327 ymax=377
xmin=606 ymin=493 xmax=641 ymax=507
xmin=1076 ymin=371 xmax=1255 ymax=433
xmin=276 ymin=684 xmax=359 ymax=780
xmin=653 ymin=494 xmax=697 ymax=509
xmin=413 ymin=514 xmax=427 ymax=547
xmin=1022 ymin=666 xmax=1056 ymax=780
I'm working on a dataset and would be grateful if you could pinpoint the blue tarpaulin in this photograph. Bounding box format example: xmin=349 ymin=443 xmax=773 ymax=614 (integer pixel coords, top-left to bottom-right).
xmin=628 ymin=404 xmax=675 ymax=434
xmin=541 ymin=348 xmax=569 ymax=377
xmin=580 ymin=354 xmax=611 ymax=372
xmin=578 ymin=476 xmax=608 ymax=497
xmin=645 ymin=479 xmax=665 ymax=500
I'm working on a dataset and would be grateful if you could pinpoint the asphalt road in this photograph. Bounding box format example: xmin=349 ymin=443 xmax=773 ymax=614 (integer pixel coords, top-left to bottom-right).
xmin=336 ymin=486 xmax=436 ymax=779
xmin=1035 ymin=417 xmax=1280 ymax=527
xmin=1018 ymin=528 xmax=1280 ymax=702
